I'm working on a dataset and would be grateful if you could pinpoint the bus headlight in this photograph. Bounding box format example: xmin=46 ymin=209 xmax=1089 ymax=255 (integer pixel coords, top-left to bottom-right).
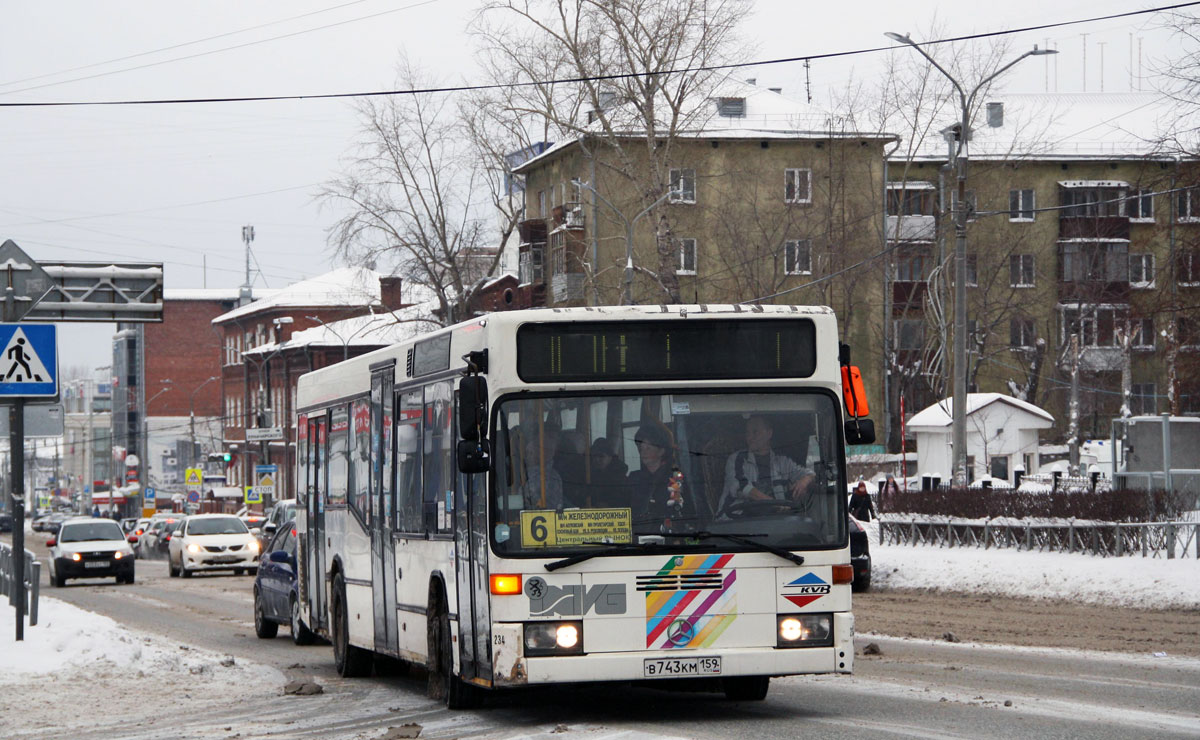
xmin=777 ymin=613 xmax=833 ymax=648
xmin=523 ymin=621 xmax=584 ymax=656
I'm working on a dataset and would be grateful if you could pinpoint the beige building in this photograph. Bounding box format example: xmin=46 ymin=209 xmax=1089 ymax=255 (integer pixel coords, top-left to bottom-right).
xmin=512 ymin=81 xmax=896 ymax=416
xmin=887 ymin=92 xmax=1199 ymax=446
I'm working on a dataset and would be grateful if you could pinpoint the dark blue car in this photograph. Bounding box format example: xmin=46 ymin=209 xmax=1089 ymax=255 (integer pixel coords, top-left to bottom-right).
xmin=252 ymin=521 xmax=315 ymax=645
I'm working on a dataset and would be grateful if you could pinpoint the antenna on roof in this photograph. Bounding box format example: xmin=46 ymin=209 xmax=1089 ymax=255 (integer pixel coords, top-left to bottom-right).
xmin=804 ymin=59 xmax=812 ymax=104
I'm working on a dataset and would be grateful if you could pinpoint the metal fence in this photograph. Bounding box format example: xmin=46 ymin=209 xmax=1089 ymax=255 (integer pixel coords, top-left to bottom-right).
xmin=0 ymin=542 xmax=40 ymax=625
xmin=879 ymin=519 xmax=1200 ymax=560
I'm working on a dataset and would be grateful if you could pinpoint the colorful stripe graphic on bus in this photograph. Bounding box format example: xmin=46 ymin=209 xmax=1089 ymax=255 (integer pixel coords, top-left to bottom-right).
xmin=644 ymin=554 xmax=737 ymax=649
xmin=782 ymin=572 xmax=831 ymax=608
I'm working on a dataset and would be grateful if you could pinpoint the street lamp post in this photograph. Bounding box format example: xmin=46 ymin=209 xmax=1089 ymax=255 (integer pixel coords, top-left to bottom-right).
xmin=140 ymin=380 xmax=172 ymax=516
xmin=571 ymin=179 xmax=680 ymax=305
xmin=189 ymin=375 xmax=220 ymax=470
xmin=885 ymin=32 xmax=1056 ymax=486
xmin=305 ymin=314 xmax=381 ymax=361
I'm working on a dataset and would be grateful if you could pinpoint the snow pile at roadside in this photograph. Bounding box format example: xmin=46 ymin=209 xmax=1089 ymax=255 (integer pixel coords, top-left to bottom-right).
xmin=865 ymin=520 xmax=1200 ymax=609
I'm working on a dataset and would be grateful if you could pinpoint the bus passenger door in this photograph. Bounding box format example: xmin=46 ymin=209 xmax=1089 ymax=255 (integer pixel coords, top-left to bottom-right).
xmin=454 ymin=394 xmax=492 ymax=682
xmin=370 ymin=365 xmax=398 ymax=654
xmin=308 ymin=415 xmax=328 ymax=631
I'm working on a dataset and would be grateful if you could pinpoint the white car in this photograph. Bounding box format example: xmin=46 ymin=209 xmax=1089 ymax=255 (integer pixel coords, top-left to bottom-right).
xmin=48 ymin=518 xmax=136 ymax=586
xmin=168 ymin=514 xmax=260 ymax=578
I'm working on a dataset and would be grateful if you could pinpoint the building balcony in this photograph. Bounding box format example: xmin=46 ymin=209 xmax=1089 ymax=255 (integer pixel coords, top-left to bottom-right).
xmin=551 ymin=273 xmax=586 ymax=303
xmin=1058 ymin=216 xmax=1130 ymax=241
xmin=1057 ymin=280 xmax=1130 ymax=304
xmin=886 ymin=215 xmax=936 ymax=243
xmin=892 ymin=281 xmax=928 ymax=311
xmin=518 ymin=219 xmax=548 ymax=245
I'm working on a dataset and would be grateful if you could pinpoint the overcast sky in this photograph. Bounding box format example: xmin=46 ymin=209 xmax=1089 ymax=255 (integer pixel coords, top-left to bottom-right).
xmin=0 ymin=0 xmax=1184 ymax=376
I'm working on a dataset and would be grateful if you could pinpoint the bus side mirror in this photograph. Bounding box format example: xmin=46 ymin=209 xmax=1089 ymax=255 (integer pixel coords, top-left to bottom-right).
xmin=458 ymin=376 xmax=488 ymax=441
xmin=845 ymin=419 xmax=876 ymax=446
xmin=457 ymin=438 xmax=491 ymax=474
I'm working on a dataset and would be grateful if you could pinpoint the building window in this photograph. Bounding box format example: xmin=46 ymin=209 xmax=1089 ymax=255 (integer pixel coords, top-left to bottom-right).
xmin=1062 ymin=186 xmax=1127 ymax=218
xmin=887 ymin=185 xmax=936 ymax=216
xmin=895 ymin=249 xmax=931 ymax=282
xmin=550 ymin=231 xmax=566 ymax=275
xmin=990 ymin=455 xmax=1009 ymax=481
xmin=1009 ymin=189 xmax=1035 ymax=221
xmin=1010 ymin=254 xmax=1035 ymax=287
xmin=1181 ymin=316 xmax=1200 ymax=350
xmin=678 ymin=238 xmax=697 ymax=275
xmin=1132 ymin=317 xmax=1154 ymax=350
xmin=538 ymin=190 xmax=547 ymax=218
xmin=1010 ymin=317 xmax=1036 ymax=349
xmin=1177 ymin=250 xmax=1200 ymax=286
xmin=1131 ymin=383 xmax=1157 ymax=415
xmin=519 ymin=245 xmax=544 ymax=285
xmin=785 ymin=239 xmax=812 ymax=275
xmin=1060 ymin=306 xmax=1130 ymax=348
xmin=1177 ymin=188 xmax=1198 ymax=222
xmin=717 ymin=97 xmax=745 ymax=117
xmin=895 ymin=319 xmax=925 ymax=350
xmin=1129 ymin=189 xmax=1154 ymax=222
xmin=784 ymin=168 xmax=812 ymax=204
xmin=965 ymin=254 xmax=978 ymax=287
xmin=1058 ymin=242 xmax=1129 ymax=282
xmin=1130 ymin=253 xmax=1155 ymax=288
xmin=669 ymin=168 xmax=696 ymax=203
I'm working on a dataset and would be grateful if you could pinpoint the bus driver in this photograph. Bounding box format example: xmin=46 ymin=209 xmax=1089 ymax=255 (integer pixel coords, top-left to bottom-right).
xmin=717 ymin=415 xmax=815 ymax=516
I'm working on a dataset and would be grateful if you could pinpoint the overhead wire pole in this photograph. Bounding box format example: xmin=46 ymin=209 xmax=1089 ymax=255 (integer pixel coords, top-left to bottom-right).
xmin=884 ymin=32 xmax=1055 ymax=486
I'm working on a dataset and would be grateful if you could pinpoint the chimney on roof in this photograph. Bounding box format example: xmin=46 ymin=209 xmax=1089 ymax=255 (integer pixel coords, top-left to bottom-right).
xmin=379 ymin=276 xmax=404 ymax=311
xmin=769 ymin=87 xmax=782 ymax=94
xmin=744 ymin=78 xmax=756 ymax=86
xmin=986 ymin=101 xmax=1004 ymax=128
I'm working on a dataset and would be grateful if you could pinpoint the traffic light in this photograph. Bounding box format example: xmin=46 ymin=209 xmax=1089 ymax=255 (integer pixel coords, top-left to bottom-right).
xmin=222 ymin=451 xmax=232 ymax=463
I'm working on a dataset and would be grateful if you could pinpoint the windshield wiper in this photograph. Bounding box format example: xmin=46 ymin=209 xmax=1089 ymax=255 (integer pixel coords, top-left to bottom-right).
xmin=544 ymin=540 xmax=662 ymax=572
xmin=691 ymin=531 xmax=805 ymax=567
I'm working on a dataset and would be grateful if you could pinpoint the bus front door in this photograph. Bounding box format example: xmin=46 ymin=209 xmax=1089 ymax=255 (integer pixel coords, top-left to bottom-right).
xmin=370 ymin=367 xmax=398 ymax=654
xmin=308 ymin=415 xmax=328 ymax=632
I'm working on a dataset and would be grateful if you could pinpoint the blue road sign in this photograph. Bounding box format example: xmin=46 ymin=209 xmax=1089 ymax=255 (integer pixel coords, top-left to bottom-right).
xmin=145 ymin=487 xmax=156 ymax=502
xmin=254 ymin=464 xmax=278 ymax=475
xmin=0 ymin=324 xmax=57 ymax=397
xmin=187 ymin=490 xmax=200 ymax=503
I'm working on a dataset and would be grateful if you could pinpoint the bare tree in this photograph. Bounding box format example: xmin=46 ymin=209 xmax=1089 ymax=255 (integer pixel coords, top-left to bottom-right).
xmin=472 ymin=0 xmax=750 ymax=303
xmin=321 ymin=58 xmax=523 ymax=324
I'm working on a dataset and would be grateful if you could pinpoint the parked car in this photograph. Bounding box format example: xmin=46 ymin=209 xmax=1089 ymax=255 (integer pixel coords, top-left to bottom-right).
xmin=849 ymin=515 xmax=871 ymax=592
xmin=252 ymin=521 xmax=314 ymax=644
xmin=0 ymin=513 xmax=13 ymax=533
xmin=261 ymin=499 xmax=297 ymax=540
xmin=43 ymin=512 xmax=70 ymax=535
xmin=120 ymin=517 xmax=139 ymax=534
xmin=47 ymin=518 xmax=136 ymax=586
xmin=169 ymin=514 xmax=260 ymax=578
xmin=138 ymin=516 xmax=183 ymax=559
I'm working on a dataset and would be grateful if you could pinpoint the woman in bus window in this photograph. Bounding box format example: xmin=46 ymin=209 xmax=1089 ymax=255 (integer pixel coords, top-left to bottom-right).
xmin=627 ymin=423 xmax=695 ymax=533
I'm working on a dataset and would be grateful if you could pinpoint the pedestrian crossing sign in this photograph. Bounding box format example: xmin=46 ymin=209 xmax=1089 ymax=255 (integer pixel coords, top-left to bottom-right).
xmin=0 ymin=324 xmax=57 ymax=397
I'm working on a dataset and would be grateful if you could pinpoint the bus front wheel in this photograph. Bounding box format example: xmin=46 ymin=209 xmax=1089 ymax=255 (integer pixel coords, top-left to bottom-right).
xmin=427 ymin=587 xmax=482 ymax=709
xmin=723 ymin=675 xmax=770 ymax=701
xmin=331 ymin=572 xmax=372 ymax=677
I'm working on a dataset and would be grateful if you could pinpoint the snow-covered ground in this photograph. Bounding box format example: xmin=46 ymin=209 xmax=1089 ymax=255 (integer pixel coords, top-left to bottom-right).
xmin=865 ymin=520 xmax=1200 ymax=609
xmin=0 ymin=597 xmax=283 ymax=738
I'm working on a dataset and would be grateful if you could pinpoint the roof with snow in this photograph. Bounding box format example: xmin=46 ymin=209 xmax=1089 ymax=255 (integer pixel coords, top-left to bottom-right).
xmin=907 ymin=393 xmax=1054 ymax=430
xmin=242 ymin=304 xmax=441 ymax=357
xmin=897 ymin=92 xmax=1186 ymax=162
xmin=514 ymin=80 xmax=895 ymax=174
xmin=165 ymin=287 xmax=273 ymax=302
xmin=212 ymin=267 xmax=387 ymax=324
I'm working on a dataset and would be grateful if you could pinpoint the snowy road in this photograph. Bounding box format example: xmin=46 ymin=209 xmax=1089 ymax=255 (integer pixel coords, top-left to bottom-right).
xmin=5 ymin=533 xmax=1200 ymax=739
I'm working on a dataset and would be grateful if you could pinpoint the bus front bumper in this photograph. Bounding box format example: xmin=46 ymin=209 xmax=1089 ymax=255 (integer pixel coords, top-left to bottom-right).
xmin=491 ymin=612 xmax=854 ymax=687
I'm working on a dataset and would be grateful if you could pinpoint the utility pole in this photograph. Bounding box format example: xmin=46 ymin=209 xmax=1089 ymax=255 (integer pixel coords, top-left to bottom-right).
xmin=241 ymin=225 xmax=255 ymax=304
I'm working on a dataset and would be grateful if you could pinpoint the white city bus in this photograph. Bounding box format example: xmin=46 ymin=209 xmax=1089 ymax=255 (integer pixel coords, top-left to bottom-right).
xmin=294 ymin=305 xmax=873 ymax=707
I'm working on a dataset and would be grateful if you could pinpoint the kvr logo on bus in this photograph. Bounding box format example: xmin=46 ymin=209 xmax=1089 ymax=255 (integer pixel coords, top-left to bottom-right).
xmin=782 ymin=573 xmax=831 ymax=608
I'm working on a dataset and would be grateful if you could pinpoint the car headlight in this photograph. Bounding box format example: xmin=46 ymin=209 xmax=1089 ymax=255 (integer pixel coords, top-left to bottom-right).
xmin=248 ymin=540 xmax=260 ymax=553
xmin=523 ymin=621 xmax=584 ymax=657
xmin=187 ymin=543 xmax=201 ymax=554
xmin=70 ymin=552 xmax=82 ymax=562
xmin=114 ymin=551 xmax=123 ymax=559
xmin=777 ymin=613 xmax=834 ymax=648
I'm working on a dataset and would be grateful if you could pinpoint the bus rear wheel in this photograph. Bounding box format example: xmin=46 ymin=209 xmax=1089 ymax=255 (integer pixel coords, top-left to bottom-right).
xmin=723 ymin=676 xmax=770 ymax=701
xmin=427 ymin=587 xmax=482 ymax=709
xmin=331 ymin=572 xmax=371 ymax=677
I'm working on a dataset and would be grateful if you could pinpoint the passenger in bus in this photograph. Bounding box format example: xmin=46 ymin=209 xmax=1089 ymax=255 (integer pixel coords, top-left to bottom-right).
xmin=517 ymin=421 xmax=564 ymax=510
xmin=587 ymin=437 xmax=630 ymax=508
xmin=554 ymin=429 xmax=590 ymax=508
xmin=628 ymin=423 xmax=696 ymax=531
xmin=716 ymin=415 xmax=816 ymax=516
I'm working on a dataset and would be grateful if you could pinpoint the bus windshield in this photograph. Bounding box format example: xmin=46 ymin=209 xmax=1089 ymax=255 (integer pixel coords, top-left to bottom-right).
xmin=491 ymin=391 xmax=846 ymax=557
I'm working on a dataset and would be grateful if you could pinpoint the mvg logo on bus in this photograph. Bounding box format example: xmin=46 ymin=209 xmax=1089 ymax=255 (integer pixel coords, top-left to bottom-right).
xmin=782 ymin=573 xmax=831 ymax=608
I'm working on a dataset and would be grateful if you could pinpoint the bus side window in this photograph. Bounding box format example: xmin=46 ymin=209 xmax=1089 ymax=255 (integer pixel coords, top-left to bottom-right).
xmin=423 ymin=381 xmax=454 ymax=533
xmin=397 ymin=389 xmax=424 ymax=533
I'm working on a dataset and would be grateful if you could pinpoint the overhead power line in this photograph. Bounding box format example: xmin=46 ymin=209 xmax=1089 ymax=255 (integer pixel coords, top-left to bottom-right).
xmin=0 ymin=2 xmax=1196 ymax=108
